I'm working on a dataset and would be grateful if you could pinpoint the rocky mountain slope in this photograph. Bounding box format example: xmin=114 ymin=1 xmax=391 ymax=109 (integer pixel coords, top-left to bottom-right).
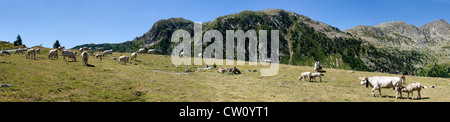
xmin=132 ymin=9 xmax=426 ymax=75
xmin=74 ymin=9 xmax=436 ymax=75
xmin=344 ymin=19 xmax=449 ymax=63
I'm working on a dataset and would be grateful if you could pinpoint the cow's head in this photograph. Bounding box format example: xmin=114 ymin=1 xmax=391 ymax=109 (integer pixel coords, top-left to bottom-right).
xmin=360 ymin=77 xmax=369 ymax=87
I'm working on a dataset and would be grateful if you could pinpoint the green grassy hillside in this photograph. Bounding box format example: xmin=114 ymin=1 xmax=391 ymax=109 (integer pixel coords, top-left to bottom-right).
xmin=0 ymin=47 xmax=448 ymax=102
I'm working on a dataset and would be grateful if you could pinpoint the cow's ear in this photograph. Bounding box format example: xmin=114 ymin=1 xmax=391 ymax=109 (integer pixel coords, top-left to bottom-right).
xmin=359 ymin=77 xmax=363 ymax=80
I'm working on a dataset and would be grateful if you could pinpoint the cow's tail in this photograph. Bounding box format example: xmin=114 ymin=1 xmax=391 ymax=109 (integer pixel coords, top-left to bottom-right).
xmin=400 ymin=75 xmax=406 ymax=84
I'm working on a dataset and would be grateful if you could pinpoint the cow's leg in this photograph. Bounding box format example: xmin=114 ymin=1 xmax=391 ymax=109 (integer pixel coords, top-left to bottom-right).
xmin=394 ymin=87 xmax=399 ymax=99
xmin=417 ymin=90 xmax=421 ymax=99
xmin=378 ymin=88 xmax=382 ymax=97
xmin=319 ymin=76 xmax=322 ymax=83
xmin=371 ymin=87 xmax=377 ymax=97
xmin=411 ymin=92 xmax=414 ymax=100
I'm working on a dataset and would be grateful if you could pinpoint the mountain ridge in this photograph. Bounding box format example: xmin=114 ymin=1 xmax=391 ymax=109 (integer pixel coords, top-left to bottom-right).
xmin=73 ymin=9 xmax=446 ymax=76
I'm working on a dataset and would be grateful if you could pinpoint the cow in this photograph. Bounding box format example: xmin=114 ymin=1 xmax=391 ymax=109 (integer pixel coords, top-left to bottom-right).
xmin=359 ymin=76 xmax=405 ymax=99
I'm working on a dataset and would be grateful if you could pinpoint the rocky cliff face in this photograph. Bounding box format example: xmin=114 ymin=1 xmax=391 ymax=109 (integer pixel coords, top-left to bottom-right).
xmin=345 ymin=19 xmax=450 ymax=59
xmin=132 ymin=18 xmax=194 ymax=47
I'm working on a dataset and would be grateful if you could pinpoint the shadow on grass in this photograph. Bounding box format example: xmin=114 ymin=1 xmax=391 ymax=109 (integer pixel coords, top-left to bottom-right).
xmin=86 ymin=64 xmax=95 ymax=67
xmin=384 ymin=96 xmax=430 ymax=100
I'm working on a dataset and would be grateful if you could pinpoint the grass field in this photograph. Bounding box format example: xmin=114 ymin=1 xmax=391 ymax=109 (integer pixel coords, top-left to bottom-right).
xmin=0 ymin=47 xmax=448 ymax=102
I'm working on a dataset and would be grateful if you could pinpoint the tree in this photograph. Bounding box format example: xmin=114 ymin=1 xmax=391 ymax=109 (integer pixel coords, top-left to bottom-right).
xmin=14 ymin=35 xmax=23 ymax=46
xmin=53 ymin=40 xmax=61 ymax=48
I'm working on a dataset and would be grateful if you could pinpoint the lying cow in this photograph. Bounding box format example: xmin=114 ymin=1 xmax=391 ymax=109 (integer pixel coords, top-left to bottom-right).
xmin=359 ymin=76 xmax=405 ymax=99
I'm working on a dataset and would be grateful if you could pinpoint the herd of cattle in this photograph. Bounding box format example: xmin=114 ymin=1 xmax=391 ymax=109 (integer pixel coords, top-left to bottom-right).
xmin=1 ymin=47 xmax=436 ymax=100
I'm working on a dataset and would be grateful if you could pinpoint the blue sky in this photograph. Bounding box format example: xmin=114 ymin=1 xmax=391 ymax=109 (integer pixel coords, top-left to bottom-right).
xmin=1 ymin=0 xmax=449 ymax=48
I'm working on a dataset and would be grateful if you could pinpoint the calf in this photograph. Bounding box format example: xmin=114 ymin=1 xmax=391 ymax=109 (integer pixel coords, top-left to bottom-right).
xmin=401 ymin=82 xmax=428 ymax=100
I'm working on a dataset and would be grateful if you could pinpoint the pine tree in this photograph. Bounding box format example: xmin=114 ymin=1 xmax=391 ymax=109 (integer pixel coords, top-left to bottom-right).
xmin=14 ymin=35 xmax=23 ymax=46
xmin=53 ymin=40 xmax=61 ymax=48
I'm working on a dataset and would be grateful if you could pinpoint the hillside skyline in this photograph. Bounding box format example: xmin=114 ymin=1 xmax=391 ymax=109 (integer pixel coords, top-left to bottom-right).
xmin=1 ymin=0 xmax=449 ymax=48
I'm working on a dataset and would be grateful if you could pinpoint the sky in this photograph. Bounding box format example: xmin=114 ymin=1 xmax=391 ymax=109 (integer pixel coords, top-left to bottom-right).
xmin=0 ymin=0 xmax=449 ymax=48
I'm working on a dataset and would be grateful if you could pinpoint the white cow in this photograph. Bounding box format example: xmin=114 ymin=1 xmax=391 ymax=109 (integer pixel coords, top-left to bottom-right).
xmin=26 ymin=49 xmax=36 ymax=59
xmin=58 ymin=46 xmax=65 ymax=51
xmin=97 ymin=47 xmax=105 ymax=52
xmin=14 ymin=48 xmax=25 ymax=54
xmin=314 ymin=61 xmax=323 ymax=72
xmin=62 ymin=50 xmax=76 ymax=62
xmin=298 ymin=72 xmax=312 ymax=82
xmin=48 ymin=49 xmax=58 ymax=60
xmin=36 ymin=48 xmax=41 ymax=54
xmin=131 ymin=53 xmax=137 ymax=60
xmin=147 ymin=49 xmax=156 ymax=54
xmin=118 ymin=55 xmax=129 ymax=64
xmin=360 ymin=76 xmax=405 ymax=99
xmin=138 ymin=48 xmax=145 ymax=53
xmin=310 ymin=72 xmax=324 ymax=82
xmin=81 ymin=52 xmax=88 ymax=66
xmin=103 ymin=50 xmax=113 ymax=56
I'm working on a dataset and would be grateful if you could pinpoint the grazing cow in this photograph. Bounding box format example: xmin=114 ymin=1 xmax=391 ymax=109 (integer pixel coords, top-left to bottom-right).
xmin=310 ymin=72 xmax=324 ymax=82
xmin=26 ymin=49 xmax=36 ymax=59
xmin=103 ymin=50 xmax=113 ymax=56
xmin=82 ymin=47 xmax=88 ymax=50
xmin=97 ymin=47 xmax=105 ymax=52
xmin=138 ymin=48 xmax=146 ymax=53
xmin=131 ymin=53 xmax=137 ymax=60
xmin=1 ymin=51 xmax=11 ymax=56
xmin=298 ymin=72 xmax=312 ymax=82
xmin=14 ymin=48 xmax=25 ymax=54
xmin=89 ymin=49 xmax=93 ymax=56
xmin=48 ymin=49 xmax=58 ymax=60
xmin=359 ymin=76 xmax=405 ymax=99
xmin=118 ymin=55 xmax=129 ymax=64
xmin=95 ymin=54 xmax=103 ymax=62
xmin=79 ymin=48 xmax=83 ymax=53
xmin=36 ymin=48 xmax=41 ymax=54
xmin=81 ymin=52 xmax=88 ymax=66
xmin=147 ymin=49 xmax=156 ymax=54
xmin=62 ymin=50 xmax=76 ymax=62
xmin=58 ymin=46 xmax=65 ymax=51
xmin=401 ymin=82 xmax=428 ymax=100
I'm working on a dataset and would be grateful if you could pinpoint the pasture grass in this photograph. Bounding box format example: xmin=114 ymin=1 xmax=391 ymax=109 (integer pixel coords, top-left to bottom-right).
xmin=0 ymin=47 xmax=448 ymax=102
